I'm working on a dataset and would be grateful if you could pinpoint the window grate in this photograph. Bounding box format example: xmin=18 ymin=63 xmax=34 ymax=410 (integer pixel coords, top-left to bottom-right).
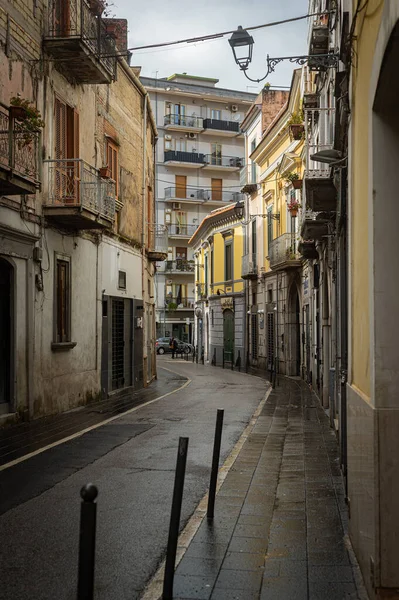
xmin=251 ymin=314 xmax=258 ymax=359
xmin=267 ymin=312 xmax=275 ymax=367
xmin=112 ymin=299 xmax=125 ymax=390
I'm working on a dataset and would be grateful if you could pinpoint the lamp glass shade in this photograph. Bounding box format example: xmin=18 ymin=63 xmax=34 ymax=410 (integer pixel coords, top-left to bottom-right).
xmin=234 ymin=200 xmax=245 ymax=220
xmin=229 ymin=26 xmax=254 ymax=71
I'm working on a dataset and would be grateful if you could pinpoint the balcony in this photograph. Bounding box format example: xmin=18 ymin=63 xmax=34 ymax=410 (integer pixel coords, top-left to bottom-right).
xmin=196 ymin=283 xmax=208 ymax=300
xmin=164 ymin=297 xmax=195 ymax=310
xmin=309 ymin=14 xmax=329 ymax=57
xmin=298 ymin=240 xmax=318 ymax=260
xmin=240 ymin=164 xmax=258 ymax=194
xmin=165 ymin=186 xmax=207 ymax=204
xmin=203 ymin=154 xmax=244 ymax=172
xmin=205 ymin=190 xmax=245 ymax=205
xmin=304 ymin=107 xmax=337 ymax=212
xmin=300 ymin=210 xmax=328 ymax=241
xmin=202 ymin=119 xmax=241 ymax=137
xmin=164 ymin=260 xmax=195 ymax=274
xmin=147 ymin=224 xmax=168 ymax=262
xmin=241 ymin=253 xmax=258 ymax=279
xmin=164 ymin=150 xmax=206 ymax=168
xmin=0 ymin=105 xmax=40 ymax=195
xmin=43 ymin=159 xmax=115 ymax=229
xmin=164 ymin=114 xmax=203 ymax=132
xmin=43 ymin=0 xmax=116 ymax=84
xmin=269 ymin=233 xmax=302 ymax=271
xmin=168 ymin=223 xmax=198 ymax=238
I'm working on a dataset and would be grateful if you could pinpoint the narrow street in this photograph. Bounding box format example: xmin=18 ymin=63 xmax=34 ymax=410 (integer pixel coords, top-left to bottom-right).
xmin=0 ymin=359 xmax=267 ymax=600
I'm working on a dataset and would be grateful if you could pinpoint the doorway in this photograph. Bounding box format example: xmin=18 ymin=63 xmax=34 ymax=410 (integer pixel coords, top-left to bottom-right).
xmin=211 ymin=178 xmax=222 ymax=201
xmin=223 ymin=309 xmax=234 ymax=362
xmin=287 ymin=283 xmax=301 ymax=376
xmin=0 ymin=258 xmax=13 ymax=411
xmin=175 ymin=175 xmax=187 ymax=199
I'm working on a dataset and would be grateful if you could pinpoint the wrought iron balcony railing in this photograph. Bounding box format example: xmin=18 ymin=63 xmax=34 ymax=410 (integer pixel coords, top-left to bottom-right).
xmin=202 ymin=118 xmax=240 ymax=133
xmin=44 ymin=0 xmax=116 ymax=83
xmin=204 ymin=154 xmax=244 ymax=168
xmin=268 ymin=232 xmax=300 ymax=269
xmin=0 ymin=104 xmax=40 ymax=195
xmin=147 ymin=224 xmax=168 ymax=260
xmin=304 ymin=107 xmax=335 ymax=178
xmin=168 ymin=223 xmax=197 ymax=237
xmin=164 ymin=114 xmax=203 ymax=128
xmin=164 ymin=260 xmax=195 ymax=273
xmin=164 ymin=150 xmax=206 ymax=164
xmin=45 ymin=158 xmax=115 ymax=221
xmin=241 ymin=253 xmax=258 ymax=279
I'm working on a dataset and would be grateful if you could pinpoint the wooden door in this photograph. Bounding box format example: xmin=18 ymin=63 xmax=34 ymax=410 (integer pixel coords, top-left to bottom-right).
xmin=175 ymin=175 xmax=187 ymax=199
xmin=223 ymin=309 xmax=235 ymax=362
xmin=211 ymin=178 xmax=222 ymax=201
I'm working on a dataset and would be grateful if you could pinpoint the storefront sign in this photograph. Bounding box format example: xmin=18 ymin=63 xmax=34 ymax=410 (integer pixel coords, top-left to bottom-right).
xmin=221 ymin=297 xmax=234 ymax=311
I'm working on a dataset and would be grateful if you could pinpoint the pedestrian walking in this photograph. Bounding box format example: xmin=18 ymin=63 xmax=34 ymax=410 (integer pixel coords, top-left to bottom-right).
xmin=170 ymin=337 xmax=178 ymax=359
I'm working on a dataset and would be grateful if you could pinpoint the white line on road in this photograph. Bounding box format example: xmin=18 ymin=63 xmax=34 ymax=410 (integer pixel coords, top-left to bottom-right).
xmin=0 ymin=368 xmax=191 ymax=473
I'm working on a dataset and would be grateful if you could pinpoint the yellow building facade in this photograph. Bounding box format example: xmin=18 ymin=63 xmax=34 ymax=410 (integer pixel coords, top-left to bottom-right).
xmin=189 ymin=205 xmax=244 ymax=366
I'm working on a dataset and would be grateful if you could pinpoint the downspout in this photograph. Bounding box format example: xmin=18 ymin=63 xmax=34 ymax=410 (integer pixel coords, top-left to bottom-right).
xmin=142 ymin=93 xmax=148 ymax=383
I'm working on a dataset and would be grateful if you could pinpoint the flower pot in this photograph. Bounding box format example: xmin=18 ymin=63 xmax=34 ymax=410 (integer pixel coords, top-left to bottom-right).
xmin=289 ymin=209 xmax=298 ymax=217
xmin=99 ymin=167 xmax=111 ymax=179
xmin=10 ymin=106 xmax=27 ymax=120
xmin=289 ymin=124 xmax=304 ymax=141
xmin=292 ymin=179 xmax=303 ymax=190
xmin=88 ymin=0 xmax=105 ymax=15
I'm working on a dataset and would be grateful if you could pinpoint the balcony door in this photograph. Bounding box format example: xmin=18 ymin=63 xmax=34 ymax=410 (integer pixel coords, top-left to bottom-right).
xmin=175 ymin=175 xmax=187 ymax=199
xmin=175 ymin=211 xmax=187 ymax=235
xmin=211 ymin=178 xmax=222 ymax=201
xmin=52 ymin=0 xmax=72 ymax=36
xmin=211 ymin=143 xmax=222 ymax=166
xmin=54 ymin=97 xmax=79 ymax=205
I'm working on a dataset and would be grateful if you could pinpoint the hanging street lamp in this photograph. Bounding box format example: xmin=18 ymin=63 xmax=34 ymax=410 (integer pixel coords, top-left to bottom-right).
xmin=228 ymin=26 xmax=254 ymax=72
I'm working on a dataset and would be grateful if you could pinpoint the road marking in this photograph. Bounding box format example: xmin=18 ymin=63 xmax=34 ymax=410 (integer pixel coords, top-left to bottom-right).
xmin=141 ymin=382 xmax=272 ymax=600
xmin=0 ymin=368 xmax=191 ymax=473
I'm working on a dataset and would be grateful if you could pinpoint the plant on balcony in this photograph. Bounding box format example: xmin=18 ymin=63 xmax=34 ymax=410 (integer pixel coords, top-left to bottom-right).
xmin=287 ymin=111 xmax=304 ymax=140
xmin=287 ymin=198 xmax=301 ymax=217
xmin=10 ymin=96 xmax=44 ymax=146
xmin=167 ymin=302 xmax=178 ymax=311
xmin=285 ymin=172 xmax=303 ymax=190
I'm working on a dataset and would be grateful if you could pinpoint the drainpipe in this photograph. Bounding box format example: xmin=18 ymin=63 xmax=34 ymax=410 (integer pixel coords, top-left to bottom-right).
xmin=142 ymin=93 xmax=148 ymax=384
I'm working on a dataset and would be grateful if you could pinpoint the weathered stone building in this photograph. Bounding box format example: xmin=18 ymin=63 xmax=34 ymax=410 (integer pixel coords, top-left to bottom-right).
xmin=0 ymin=0 xmax=163 ymax=423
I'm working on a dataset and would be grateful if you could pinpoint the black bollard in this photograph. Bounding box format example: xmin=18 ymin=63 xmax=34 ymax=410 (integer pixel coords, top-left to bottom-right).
xmin=222 ymin=350 xmax=225 ymax=369
xmin=77 ymin=484 xmax=98 ymax=600
xmin=236 ymin=351 xmax=241 ymax=372
xmin=163 ymin=437 xmax=189 ymax=600
xmin=207 ymin=409 xmax=224 ymax=520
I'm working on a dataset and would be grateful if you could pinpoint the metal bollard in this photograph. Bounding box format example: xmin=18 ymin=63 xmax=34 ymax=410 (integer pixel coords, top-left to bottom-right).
xmin=163 ymin=437 xmax=189 ymax=600
xmin=77 ymin=484 xmax=98 ymax=600
xmin=207 ymin=409 xmax=224 ymax=520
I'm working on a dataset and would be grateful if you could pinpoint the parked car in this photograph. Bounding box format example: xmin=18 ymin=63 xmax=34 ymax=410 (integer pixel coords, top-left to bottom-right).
xmin=156 ymin=337 xmax=193 ymax=355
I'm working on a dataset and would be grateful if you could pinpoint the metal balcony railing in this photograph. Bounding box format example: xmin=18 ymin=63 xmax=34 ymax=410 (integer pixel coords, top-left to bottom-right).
xmin=168 ymin=223 xmax=197 ymax=237
xmin=148 ymin=224 xmax=168 ymax=256
xmin=45 ymin=158 xmax=115 ymax=220
xmin=164 ymin=114 xmax=203 ymax=128
xmin=0 ymin=104 xmax=39 ymax=184
xmin=164 ymin=260 xmax=195 ymax=273
xmin=268 ymin=233 xmax=299 ymax=268
xmin=203 ymin=119 xmax=240 ymax=132
xmin=304 ymin=107 xmax=335 ymax=179
xmin=46 ymin=0 xmax=116 ymax=79
xmin=242 ymin=253 xmax=257 ymax=278
xmin=164 ymin=297 xmax=195 ymax=309
xmin=164 ymin=150 xmax=206 ymax=164
xmin=240 ymin=164 xmax=257 ymax=188
xmin=165 ymin=186 xmax=207 ymax=201
xmin=204 ymin=154 xmax=244 ymax=168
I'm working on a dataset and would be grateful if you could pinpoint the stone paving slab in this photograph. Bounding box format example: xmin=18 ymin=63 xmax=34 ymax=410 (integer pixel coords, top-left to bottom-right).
xmin=172 ymin=377 xmax=368 ymax=600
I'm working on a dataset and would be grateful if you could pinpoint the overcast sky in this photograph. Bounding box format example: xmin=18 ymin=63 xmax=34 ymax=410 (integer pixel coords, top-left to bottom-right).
xmin=114 ymin=0 xmax=309 ymax=93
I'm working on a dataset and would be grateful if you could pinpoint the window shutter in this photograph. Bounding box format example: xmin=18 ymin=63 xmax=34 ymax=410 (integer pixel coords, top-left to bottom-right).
xmin=54 ymin=98 xmax=67 ymax=160
xmin=73 ymin=110 xmax=79 ymax=159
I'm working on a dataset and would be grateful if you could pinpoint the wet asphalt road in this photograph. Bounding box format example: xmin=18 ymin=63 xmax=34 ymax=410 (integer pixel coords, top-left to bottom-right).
xmin=0 ymin=359 xmax=268 ymax=600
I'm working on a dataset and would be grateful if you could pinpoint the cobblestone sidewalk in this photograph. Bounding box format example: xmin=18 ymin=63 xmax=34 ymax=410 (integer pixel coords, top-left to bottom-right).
xmin=172 ymin=377 xmax=368 ymax=600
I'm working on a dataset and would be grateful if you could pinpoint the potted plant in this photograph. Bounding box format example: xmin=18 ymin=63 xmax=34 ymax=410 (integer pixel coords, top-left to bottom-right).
xmin=10 ymin=96 xmax=45 ymax=146
xmin=167 ymin=302 xmax=178 ymax=311
xmin=287 ymin=111 xmax=304 ymax=140
xmin=287 ymin=198 xmax=301 ymax=217
xmin=285 ymin=172 xmax=303 ymax=190
xmin=99 ymin=166 xmax=111 ymax=179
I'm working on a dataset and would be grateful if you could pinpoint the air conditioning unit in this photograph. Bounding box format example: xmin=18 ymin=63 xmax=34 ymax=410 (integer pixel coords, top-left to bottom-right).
xmin=165 ymin=134 xmax=172 ymax=140
xmin=172 ymin=202 xmax=181 ymax=210
xmin=231 ymin=104 xmax=239 ymax=112
xmin=188 ymin=132 xmax=197 ymax=139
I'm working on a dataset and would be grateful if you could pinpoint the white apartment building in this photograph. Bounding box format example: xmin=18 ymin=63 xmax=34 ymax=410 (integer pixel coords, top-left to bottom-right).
xmin=140 ymin=73 xmax=256 ymax=342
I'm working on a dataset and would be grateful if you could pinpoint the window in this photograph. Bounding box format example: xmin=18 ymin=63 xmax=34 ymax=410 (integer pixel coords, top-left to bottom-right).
xmin=106 ymin=139 xmax=119 ymax=196
xmin=176 ymin=211 xmax=187 ymax=235
xmin=267 ymin=207 xmax=273 ymax=253
xmin=55 ymin=255 xmax=71 ymax=343
xmin=204 ymin=254 xmax=208 ymax=296
xmin=210 ymin=248 xmax=214 ymax=285
xmin=211 ymin=109 xmax=221 ymax=120
xmin=118 ymin=270 xmax=126 ymax=290
xmin=225 ymin=242 xmax=233 ymax=281
xmin=165 ymin=211 xmax=172 ymax=226
xmin=175 ymin=138 xmax=187 ymax=152
xmin=211 ymin=143 xmax=222 ymax=165
xmin=166 ymin=102 xmax=186 ymax=125
xmin=251 ymin=219 xmax=257 ymax=256
xmin=164 ymin=137 xmax=173 ymax=151
xmin=267 ymin=312 xmax=275 ymax=367
xmin=250 ymin=137 xmax=257 ymax=184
